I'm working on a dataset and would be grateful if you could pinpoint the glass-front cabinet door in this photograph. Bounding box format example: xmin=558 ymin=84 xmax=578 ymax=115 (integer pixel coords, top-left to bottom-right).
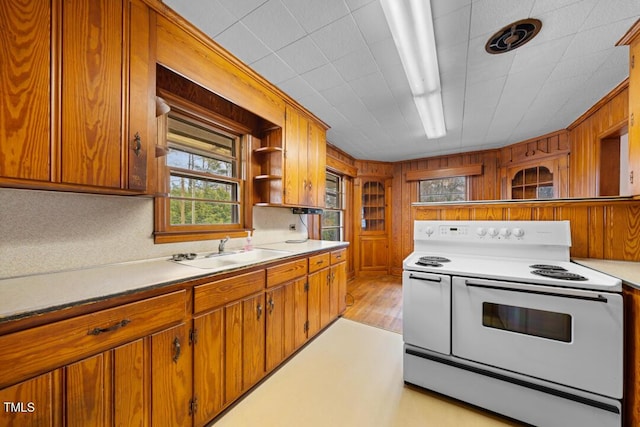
xmin=361 ymin=180 xmax=386 ymax=232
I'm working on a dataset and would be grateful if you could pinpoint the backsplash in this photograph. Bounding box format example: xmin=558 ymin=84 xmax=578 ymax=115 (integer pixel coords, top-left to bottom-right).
xmin=0 ymin=188 xmax=307 ymax=279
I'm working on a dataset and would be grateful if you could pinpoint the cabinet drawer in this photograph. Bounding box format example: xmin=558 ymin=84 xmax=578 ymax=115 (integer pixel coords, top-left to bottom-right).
xmin=308 ymin=252 xmax=330 ymax=273
xmin=266 ymin=259 xmax=308 ymax=288
xmin=194 ymin=270 xmax=265 ymax=313
xmin=330 ymin=249 xmax=346 ymax=265
xmin=0 ymin=290 xmax=187 ymax=389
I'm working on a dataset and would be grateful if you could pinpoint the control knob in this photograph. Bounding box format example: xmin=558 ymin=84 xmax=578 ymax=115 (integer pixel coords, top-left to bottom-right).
xmin=487 ymin=227 xmax=498 ymax=237
xmin=425 ymin=226 xmax=434 ymax=236
xmin=499 ymin=227 xmax=511 ymax=237
xmin=476 ymin=227 xmax=487 ymax=237
xmin=512 ymin=228 xmax=525 ymax=238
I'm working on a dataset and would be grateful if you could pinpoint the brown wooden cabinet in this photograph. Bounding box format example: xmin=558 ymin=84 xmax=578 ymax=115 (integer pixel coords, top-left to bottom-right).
xmin=0 ymin=290 xmax=188 ymax=426
xmin=0 ymin=0 xmax=154 ymax=194
xmin=355 ymin=177 xmax=391 ymax=275
xmin=284 ymin=105 xmax=327 ymax=208
xmin=623 ymin=284 xmax=640 ymax=426
xmin=505 ymin=157 xmax=569 ymax=200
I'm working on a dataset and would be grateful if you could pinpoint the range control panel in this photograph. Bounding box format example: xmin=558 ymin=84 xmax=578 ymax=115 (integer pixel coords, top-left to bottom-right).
xmin=414 ymin=220 xmax=571 ymax=246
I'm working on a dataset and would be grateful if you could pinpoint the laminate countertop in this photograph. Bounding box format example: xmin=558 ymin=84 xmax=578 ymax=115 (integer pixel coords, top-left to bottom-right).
xmin=0 ymin=240 xmax=348 ymax=323
xmin=573 ymin=258 xmax=640 ymax=290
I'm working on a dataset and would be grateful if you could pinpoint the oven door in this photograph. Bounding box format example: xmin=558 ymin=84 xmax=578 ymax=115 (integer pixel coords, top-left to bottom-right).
xmin=452 ymin=277 xmax=623 ymax=398
xmin=403 ymin=270 xmax=451 ymax=354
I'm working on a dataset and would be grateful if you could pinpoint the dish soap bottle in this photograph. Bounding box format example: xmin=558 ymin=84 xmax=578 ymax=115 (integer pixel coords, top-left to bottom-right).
xmin=244 ymin=231 xmax=253 ymax=251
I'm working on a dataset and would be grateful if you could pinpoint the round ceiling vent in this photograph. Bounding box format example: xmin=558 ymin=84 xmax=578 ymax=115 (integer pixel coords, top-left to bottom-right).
xmin=485 ymin=18 xmax=542 ymax=54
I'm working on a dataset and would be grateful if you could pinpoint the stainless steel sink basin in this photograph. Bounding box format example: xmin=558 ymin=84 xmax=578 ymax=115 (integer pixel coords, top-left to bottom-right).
xmin=171 ymin=248 xmax=291 ymax=270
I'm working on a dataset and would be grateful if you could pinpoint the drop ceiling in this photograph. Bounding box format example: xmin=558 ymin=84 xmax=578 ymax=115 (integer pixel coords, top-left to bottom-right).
xmin=163 ymin=0 xmax=640 ymax=162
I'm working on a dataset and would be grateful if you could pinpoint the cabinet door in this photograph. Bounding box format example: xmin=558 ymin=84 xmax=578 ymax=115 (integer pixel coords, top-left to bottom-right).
xmin=0 ymin=371 xmax=59 ymax=427
xmin=307 ymin=121 xmax=326 ymax=207
xmin=319 ymin=268 xmax=332 ymax=329
xmin=359 ymin=236 xmax=389 ymax=272
xmin=113 ymin=338 xmax=147 ymax=427
xmin=151 ymin=323 xmax=192 ymax=427
xmin=331 ymin=262 xmax=347 ymax=317
xmin=266 ymin=286 xmax=285 ymax=371
xmin=66 ymin=353 xmax=110 ymax=426
xmin=0 ymin=0 xmax=51 ymax=181
xmin=284 ymin=105 xmax=308 ymax=205
xmin=293 ymin=277 xmax=309 ymax=349
xmin=243 ymin=293 xmax=266 ymax=389
xmin=61 ymin=0 xmax=124 ymax=188
xmin=193 ymin=309 xmax=224 ymax=427
xmin=307 ymin=270 xmax=324 ymax=338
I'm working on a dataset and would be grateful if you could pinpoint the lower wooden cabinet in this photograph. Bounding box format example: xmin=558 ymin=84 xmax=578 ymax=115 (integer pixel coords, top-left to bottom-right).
xmin=0 ymin=247 xmax=348 ymax=427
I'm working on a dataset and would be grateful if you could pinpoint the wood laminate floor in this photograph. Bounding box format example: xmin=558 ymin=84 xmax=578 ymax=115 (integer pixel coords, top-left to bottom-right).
xmin=342 ymin=275 xmax=403 ymax=334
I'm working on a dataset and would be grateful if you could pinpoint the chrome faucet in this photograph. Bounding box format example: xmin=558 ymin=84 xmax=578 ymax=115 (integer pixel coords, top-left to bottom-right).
xmin=218 ymin=236 xmax=230 ymax=253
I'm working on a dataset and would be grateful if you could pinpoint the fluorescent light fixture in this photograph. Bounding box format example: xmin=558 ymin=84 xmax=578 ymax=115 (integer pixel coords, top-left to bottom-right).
xmin=381 ymin=0 xmax=446 ymax=139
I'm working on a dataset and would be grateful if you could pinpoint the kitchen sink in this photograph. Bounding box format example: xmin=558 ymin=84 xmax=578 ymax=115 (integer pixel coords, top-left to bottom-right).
xmin=171 ymin=248 xmax=291 ymax=270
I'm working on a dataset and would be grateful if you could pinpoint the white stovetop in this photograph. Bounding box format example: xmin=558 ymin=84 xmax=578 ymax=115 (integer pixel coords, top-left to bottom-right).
xmin=403 ymin=252 xmax=622 ymax=292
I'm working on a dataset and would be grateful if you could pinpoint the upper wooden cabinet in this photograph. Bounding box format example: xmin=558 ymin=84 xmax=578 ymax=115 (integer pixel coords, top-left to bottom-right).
xmin=284 ymin=105 xmax=327 ymax=208
xmin=619 ymin=20 xmax=640 ymax=195
xmin=0 ymin=0 xmax=155 ymax=194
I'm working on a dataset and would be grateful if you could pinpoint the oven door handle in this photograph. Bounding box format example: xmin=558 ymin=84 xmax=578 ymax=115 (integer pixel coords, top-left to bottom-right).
xmin=409 ymin=273 xmax=442 ymax=283
xmin=464 ymin=280 xmax=608 ymax=303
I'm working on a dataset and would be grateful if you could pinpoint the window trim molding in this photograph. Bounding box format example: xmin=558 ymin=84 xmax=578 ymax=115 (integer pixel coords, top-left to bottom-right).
xmin=406 ymin=164 xmax=483 ymax=181
xmin=153 ymin=92 xmax=253 ymax=244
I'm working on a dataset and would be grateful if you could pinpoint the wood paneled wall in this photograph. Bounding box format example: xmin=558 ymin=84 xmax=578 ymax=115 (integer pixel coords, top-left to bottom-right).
xmin=412 ymin=199 xmax=640 ymax=261
xmin=389 ymin=150 xmax=500 ymax=274
xmin=568 ymin=80 xmax=629 ymax=197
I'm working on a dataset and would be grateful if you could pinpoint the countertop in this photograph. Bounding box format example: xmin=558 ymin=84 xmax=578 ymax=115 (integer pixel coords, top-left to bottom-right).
xmin=573 ymin=258 xmax=640 ymax=290
xmin=0 ymin=240 xmax=348 ymax=323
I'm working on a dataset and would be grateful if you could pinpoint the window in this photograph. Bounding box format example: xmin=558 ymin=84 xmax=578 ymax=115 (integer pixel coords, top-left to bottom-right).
xmin=155 ymin=103 xmax=248 ymax=242
xmin=167 ymin=115 xmax=241 ymax=226
xmin=321 ymin=172 xmax=344 ymax=241
xmin=418 ymin=176 xmax=467 ymax=202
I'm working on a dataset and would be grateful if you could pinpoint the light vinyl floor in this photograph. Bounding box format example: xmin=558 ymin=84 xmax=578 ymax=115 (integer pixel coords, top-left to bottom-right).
xmin=211 ymin=319 xmax=521 ymax=426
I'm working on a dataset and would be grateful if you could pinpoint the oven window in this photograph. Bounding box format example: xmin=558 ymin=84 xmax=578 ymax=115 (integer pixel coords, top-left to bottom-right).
xmin=482 ymin=303 xmax=572 ymax=342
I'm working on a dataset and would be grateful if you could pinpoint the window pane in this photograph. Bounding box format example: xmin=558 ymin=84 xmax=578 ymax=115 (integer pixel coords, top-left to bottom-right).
xmin=169 ymin=175 xmax=237 ymax=202
xmin=168 ymin=116 xmax=235 ymax=158
xmin=167 ymin=148 xmax=234 ymax=177
xmin=321 ymin=210 xmax=341 ymax=227
xmin=170 ymin=199 xmax=238 ymax=225
xmin=419 ymin=176 xmax=466 ymax=202
xmin=321 ymin=228 xmax=341 ymax=241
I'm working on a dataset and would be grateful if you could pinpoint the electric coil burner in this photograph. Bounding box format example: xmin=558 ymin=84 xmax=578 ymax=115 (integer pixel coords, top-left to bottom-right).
xmin=531 ymin=269 xmax=588 ymax=281
xmin=529 ymin=264 xmax=567 ymax=271
xmin=402 ymin=220 xmax=623 ymax=427
xmin=416 ymin=256 xmax=450 ymax=267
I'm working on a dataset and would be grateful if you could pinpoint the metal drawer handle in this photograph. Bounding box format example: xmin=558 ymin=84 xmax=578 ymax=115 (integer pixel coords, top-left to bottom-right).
xmin=257 ymin=303 xmax=263 ymax=320
xmin=88 ymin=319 xmax=131 ymax=336
xmin=408 ymin=274 xmax=442 ymax=283
xmin=464 ymin=281 xmax=608 ymax=303
xmin=316 ymin=260 xmax=324 ymax=265
xmin=172 ymin=337 xmax=181 ymax=363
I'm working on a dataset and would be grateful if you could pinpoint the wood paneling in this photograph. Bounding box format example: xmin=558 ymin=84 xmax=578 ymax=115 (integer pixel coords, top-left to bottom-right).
xmin=624 ymin=284 xmax=640 ymax=427
xmin=156 ymin=15 xmax=285 ymax=127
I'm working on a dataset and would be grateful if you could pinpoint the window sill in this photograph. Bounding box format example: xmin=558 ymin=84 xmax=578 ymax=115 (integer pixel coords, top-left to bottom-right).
xmin=154 ymin=229 xmax=250 ymax=244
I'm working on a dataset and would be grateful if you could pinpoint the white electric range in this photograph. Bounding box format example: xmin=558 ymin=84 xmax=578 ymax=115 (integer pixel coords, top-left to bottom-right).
xmin=402 ymin=220 xmax=623 ymax=427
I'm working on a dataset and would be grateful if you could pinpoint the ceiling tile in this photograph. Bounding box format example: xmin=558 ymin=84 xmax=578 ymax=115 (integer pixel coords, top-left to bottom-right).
xmin=250 ymin=53 xmax=297 ymax=84
xmin=469 ymin=0 xmax=535 ymax=39
xmin=320 ymin=83 xmax=359 ymax=106
xmin=333 ymin=49 xmax=379 ymax=82
xmin=215 ymin=22 xmax=270 ymax=64
xmin=281 ymin=0 xmax=350 ymax=33
xmin=242 ymin=0 xmax=306 ymax=51
xmin=353 ymin=1 xmax=393 ymax=45
xmin=217 ymin=0 xmax=268 ymax=19
xmin=164 ymin=0 xmax=237 ymax=37
xmin=277 ymin=76 xmax=316 ymax=100
xmin=344 ymin=0 xmax=375 ymax=12
xmin=276 ymin=36 xmax=328 ymax=74
xmin=432 ymin=0 xmax=471 ymax=20
xmin=301 ymin=63 xmax=344 ymax=92
xmin=310 ymin=15 xmax=368 ymax=61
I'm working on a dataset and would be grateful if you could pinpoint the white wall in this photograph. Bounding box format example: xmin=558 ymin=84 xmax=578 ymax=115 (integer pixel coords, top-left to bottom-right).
xmin=0 ymin=188 xmax=307 ymax=279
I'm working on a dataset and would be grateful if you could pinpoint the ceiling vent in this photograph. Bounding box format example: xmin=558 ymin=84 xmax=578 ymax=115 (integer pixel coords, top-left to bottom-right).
xmin=485 ymin=18 xmax=542 ymax=54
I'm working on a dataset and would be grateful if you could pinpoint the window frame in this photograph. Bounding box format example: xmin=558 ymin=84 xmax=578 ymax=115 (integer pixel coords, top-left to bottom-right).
xmin=321 ymin=171 xmax=345 ymax=241
xmin=417 ymin=175 xmax=468 ymax=203
xmin=154 ymin=91 xmax=251 ymax=243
